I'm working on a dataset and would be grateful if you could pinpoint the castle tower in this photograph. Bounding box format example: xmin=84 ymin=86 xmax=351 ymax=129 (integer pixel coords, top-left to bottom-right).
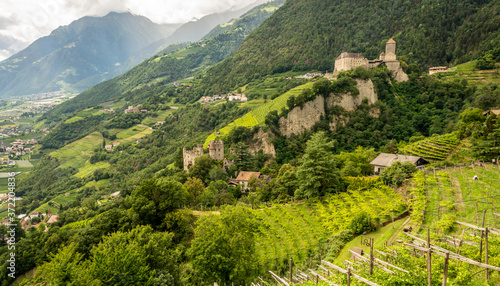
xmin=183 ymin=144 xmax=205 ymax=172
xmin=208 ymin=140 xmax=224 ymax=161
xmin=384 ymin=38 xmax=397 ymax=61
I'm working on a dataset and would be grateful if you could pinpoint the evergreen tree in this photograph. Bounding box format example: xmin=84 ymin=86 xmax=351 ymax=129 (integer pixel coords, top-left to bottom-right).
xmin=295 ymin=131 xmax=344 ymax=198
xmin=229 ymin=142 xmax=253 ymax=171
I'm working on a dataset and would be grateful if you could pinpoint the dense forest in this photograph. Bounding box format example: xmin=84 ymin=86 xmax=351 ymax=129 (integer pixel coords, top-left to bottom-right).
xmin=196 ymin=0 xmax=500 ymax=93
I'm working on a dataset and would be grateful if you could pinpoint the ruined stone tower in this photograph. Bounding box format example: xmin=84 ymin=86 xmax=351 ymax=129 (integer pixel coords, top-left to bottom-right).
xmin=183 ymin=141 xmax=225 ymax=172
xmin=183 ymin=144 xmax=204 ymax=172
xmin=208 ymin=140 xmax=224 ymax=161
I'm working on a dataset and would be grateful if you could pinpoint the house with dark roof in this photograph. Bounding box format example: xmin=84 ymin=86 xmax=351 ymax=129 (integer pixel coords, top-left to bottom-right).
xmin=370 ymin=153 xmax=429 ymax=175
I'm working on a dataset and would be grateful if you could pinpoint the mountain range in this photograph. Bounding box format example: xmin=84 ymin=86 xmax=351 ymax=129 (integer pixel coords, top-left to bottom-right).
xmin=43 ymin=0 xmax=286 ymax=122
xmin=0 ymin=1 xmax=266 ymax=98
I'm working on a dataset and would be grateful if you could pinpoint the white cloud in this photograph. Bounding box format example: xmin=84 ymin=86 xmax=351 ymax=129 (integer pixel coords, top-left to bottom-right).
xmin=0 ymin=0 xmax=258 ymax=60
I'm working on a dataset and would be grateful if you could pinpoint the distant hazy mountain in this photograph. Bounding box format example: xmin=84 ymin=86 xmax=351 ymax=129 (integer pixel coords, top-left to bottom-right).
xmin=99 ymin=2 xmax=268 ymax=84
xmin=0 ymin=12 xmax=180 ymax=98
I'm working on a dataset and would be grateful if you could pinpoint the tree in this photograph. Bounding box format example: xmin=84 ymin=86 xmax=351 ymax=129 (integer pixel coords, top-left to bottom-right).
xmin=128 ymin=178 xmax=187 ymax=227
xmin=336 ymin=146 xmax=377 ymax=176
xmin=188 ymin=205 xmax=258 ymax=284
xmin=276 ymin=163 xmax=298 ymax=197
xmin=472 ymin=116 xmax=500 ymax=161
xmin=174 ymin=147 xmax=183 ymax=170
xmin=380 ymin=161 xmax=417 ymax=186
xmin=229 ymin=142 xmax=253 ymax=171
xmin=296 ymin=131 xmax=344 ymax=198
xmin=183 ymin=177 xmax=205 ymax=206
xmin=188 ymin=155 xmax=214 ymax=184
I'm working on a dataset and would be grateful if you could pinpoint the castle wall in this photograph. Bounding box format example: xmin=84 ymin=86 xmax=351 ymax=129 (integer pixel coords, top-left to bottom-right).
xmin=334 ymin=57 xmax=368 ymax=72
xmin=384 ymin=52 xmax=396 ymax=61
xmin=208 ymin=140 xmax=224 ymax=161
xmin=183 ymin=144 xmax=204 ymax=172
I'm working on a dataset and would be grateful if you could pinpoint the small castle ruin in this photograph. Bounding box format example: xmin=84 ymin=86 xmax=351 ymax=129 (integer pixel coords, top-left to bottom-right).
xmin=183 ymin=140 xmax=224 ymax=171
xmin=333 ymin=38 xmax=408 ymax=82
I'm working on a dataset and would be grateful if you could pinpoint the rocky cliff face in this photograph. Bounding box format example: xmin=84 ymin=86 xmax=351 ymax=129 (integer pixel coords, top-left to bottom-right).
xmin=278 ymin=95 xmax=325 ymax=137
xmin=326 ymin=79 xmax=377 ymax=110
xmin=279 ymin=78 xmax=377 ymax=137
xmin=248 ymin=127 xmax=276 ymax=157
xmin=385 ymin=61 xmax=409 ymax=82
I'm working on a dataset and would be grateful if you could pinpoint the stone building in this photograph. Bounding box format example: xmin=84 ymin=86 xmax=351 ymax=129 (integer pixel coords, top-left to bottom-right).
xmin=183 ymin=141 xmax=225 ymax=172
xmin=334 ymin=38 xmax=408 ymax=82
xmin=208 ymin=140 xmax=224 ymax=161
xmin=335 ymin=38 xmax=399 ymax=72
xmin=369 ymin=153 xmax=429 ymax=175
xmin=334 ymin=52 xmax=368 ymax=72
xmin=183 ymin=144 xmax=204 ymax=172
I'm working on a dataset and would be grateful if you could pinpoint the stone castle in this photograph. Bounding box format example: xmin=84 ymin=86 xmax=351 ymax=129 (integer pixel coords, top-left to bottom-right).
xmin=183 ymin=140 xmax=224 ymax=171
xmin=334 ymin=38 xmax=408 ymax=82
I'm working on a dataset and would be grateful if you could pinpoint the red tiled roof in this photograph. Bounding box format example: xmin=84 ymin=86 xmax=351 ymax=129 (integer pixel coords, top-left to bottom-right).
xmin=387 ymin=38 xmax=396 ymax=44
xmin=235 ymin=171 xmax=260 ymax=182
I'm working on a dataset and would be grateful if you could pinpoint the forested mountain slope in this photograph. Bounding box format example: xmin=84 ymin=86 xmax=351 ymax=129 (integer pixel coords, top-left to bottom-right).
xmin=198 ymin=0 xmax=500 ymax=93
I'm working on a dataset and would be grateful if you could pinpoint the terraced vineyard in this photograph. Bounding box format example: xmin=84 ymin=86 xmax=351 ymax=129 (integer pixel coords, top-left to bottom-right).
xmin=316 ymin=184 xmax=408 ymax=233
xmin=410 ymin=165 xmax=500 ymax=228
xmin=204 ymin=82 xmax=314 ymax=147
xmin=253 ymin=182 xmax=407 ymax=270
xmin=253 ymin=203 xmax=329 ymax=268
xmin=403 ymin=132 xmax=460 ymax=160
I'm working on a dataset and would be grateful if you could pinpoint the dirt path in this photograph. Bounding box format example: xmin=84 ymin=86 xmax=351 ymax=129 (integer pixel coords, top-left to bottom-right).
xmin=453 ymin=177 xmax=466 ymax=209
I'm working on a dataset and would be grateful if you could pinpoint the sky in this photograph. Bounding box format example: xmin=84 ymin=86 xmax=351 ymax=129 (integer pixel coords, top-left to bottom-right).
xmin=0 ymin=0 xmax=258 ymax=61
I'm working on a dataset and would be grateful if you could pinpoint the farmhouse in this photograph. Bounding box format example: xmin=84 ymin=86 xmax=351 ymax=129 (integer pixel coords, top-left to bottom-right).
xmin=370 ymin=153 xmax=429 ymax=175
xmin=233 ymin=171 xmax=261 ymax=191
xmin=429 ymin=66 xmax=449 ymax=74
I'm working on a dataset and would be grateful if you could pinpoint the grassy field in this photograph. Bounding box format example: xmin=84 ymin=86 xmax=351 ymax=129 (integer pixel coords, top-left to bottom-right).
xmin=64 ymin=116 xmax=84 ymax=124
xmin=73 ymin=161 xmax=110 ymax=178
xmin=141 ymin=109 xmax=173 ymax=125
xmin=15 ymin=160 xmax=33 ymax=167
xmin=115 ymin=124 xmax=153 ymax=144
xmin=203 ymin=82 xmax=314 ymax=147
xmin=334 ymin=218 xmax=407 ymax=264
xmin=51 ymin=132 xmax=103 ymax=169
xmin=437 ymin=61 xmax=500 ymax=84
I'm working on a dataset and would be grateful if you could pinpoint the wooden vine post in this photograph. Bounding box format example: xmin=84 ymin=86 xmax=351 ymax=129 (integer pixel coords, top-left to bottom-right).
xmin=475 ymin=200 xmax=479 ymax=235
xmin=347 ymin=267 xmax=351 ymax=286
xmin=370 ymin=238 xmax=374 ymax=275
xmin=427 ymin=229 xmax=432 ymax=286
xmin=442 ymin=252 xmax=449 ymax=286
xmin=479 ymin=210 xmax=486 ymax=262
xmin=289 ymin=258 xmax=293 ymax=283
xmin=485 ymin=227 xmax=489 ymax=281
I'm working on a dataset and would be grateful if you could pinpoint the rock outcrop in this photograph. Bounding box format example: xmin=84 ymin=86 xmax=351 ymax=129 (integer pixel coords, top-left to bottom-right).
xmin=248 ymin=128 xmax=276 ymax=157
xmin=279 ymin=78 xmax=378 ymax=137
xmin=326 ymin=79 xmax=377 ymax=110
xmin=385 ymin=61 xmax=409 ymax=82
xmin=278 ymin=95 xmax=325 ymax=137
